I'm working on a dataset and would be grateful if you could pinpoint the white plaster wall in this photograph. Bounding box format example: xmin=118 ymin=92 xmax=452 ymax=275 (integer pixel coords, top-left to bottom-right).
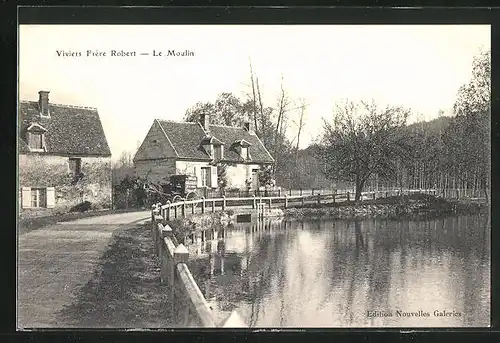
xmin=226 ymin=163 xmax=260 ymax=189
xmin=175 ymin=160 xmax=212 ymax=187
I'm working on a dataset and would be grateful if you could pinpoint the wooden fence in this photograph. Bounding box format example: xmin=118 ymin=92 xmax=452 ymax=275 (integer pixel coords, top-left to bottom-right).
xmin=151 ymin=210 xmax=247 ymax=328
xmin=157 ymin=188 xmax=445 ymax=221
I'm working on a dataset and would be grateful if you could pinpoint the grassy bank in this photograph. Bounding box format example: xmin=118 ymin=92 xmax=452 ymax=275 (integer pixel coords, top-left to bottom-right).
xmin=57 ymin=224 xmax=173 ymax=328
xmin=162 ymin=194 xmax=488 ymax=237
xmin=18 ymin=208 xmax=145 ymax=235
xmin=284 ymin=193 xmax=488 ymax=220
xmin=165 ymin=210 xmax=235 ymax=244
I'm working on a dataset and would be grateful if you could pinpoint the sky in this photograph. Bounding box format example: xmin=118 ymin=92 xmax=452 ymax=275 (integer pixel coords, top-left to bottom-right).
xmin=18 ymin=25 xmax=490 ymax=161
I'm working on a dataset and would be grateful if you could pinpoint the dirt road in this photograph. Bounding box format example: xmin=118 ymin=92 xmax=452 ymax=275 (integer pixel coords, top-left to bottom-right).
xmin=17 ymin=210 xmax=156 ymax=329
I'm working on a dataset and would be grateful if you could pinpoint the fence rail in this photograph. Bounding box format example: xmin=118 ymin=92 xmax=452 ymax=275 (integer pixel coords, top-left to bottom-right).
xmin=156 ymin=188 xmax=449 ymax=221
xmin=151 ymin=212 xmax=246 ymax=328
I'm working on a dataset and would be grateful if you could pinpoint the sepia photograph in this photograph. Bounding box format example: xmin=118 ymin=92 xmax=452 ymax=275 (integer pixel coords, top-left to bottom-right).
xmin=17 ymin=23 xmax=490 ymax=329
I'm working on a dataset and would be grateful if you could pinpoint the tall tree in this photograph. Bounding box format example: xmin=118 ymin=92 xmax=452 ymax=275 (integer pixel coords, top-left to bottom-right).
xmin=319 ymin=100 xmax=411 ymax=201
xmin=443 ymin=49 xmax=490 ymax=202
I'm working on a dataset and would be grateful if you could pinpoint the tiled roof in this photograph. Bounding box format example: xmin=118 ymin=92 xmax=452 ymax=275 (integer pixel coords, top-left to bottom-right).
xmin=18 ymin=101 xmax=111 ymax=156
xmin=18 ymin=137 xmax=30 ymax=153
xmin=156 ymin=120 xmax=274 ymax=164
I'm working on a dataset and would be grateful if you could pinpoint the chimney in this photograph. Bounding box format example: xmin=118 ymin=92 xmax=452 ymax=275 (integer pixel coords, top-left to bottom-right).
xmin=38 ymin=90 xmax=50 ymax=117
xmin=200 ymin=112 xmax=210 ymax=133
xmin=243 ymin=121 xmax=254 ymax=134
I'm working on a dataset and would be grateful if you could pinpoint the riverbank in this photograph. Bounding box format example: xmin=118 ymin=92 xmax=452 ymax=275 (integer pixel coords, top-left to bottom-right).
xmin=164 ymin=194 xmax=488 ymax=237
xmin=166 ymin=210 xmax=235 ymax=243
xmin=284 ymin=193 xmax=488 ymax=220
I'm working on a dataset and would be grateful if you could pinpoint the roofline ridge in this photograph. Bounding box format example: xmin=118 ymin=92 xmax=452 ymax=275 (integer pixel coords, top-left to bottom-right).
xmin=157 ymin=119 xmax=197 ymax=124
xmin=51 ymin=103 xmax=98 ymax=110
xmin=210 ymin=123 xmax=245 ymax=129
xmin=18 ymin=100 xmax=97 ymax=110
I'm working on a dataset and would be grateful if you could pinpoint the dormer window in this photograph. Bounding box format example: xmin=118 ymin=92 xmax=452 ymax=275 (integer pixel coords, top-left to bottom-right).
xmin=26 ymin=122 xmax=47 ymax=152
xmin=28 ymin=132 xmax=44 ymax=150
xmin=241 ymin=146 xmax=248 ymax=160
xmin=201 ymin=135 xmax=224 ymax=160
xmin=214 ymin=144 xmax=224 ymax=160
xmin=234 ymin=139 xmax=251 ymax=160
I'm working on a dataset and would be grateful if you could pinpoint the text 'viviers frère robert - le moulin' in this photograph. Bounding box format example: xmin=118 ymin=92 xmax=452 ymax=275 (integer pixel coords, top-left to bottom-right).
xmin=55 ymin=49 xmax=195 ymax=58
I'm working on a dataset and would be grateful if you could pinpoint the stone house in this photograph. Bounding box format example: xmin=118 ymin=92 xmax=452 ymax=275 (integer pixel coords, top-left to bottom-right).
xmin=18 ymin=91 xmax=112 ymax=213
xmin=133 ymin=113 xmax=274 ymax=190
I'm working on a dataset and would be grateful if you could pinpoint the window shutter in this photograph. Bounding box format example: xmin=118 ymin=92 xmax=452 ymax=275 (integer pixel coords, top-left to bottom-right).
xmin=210 ymin=166 xmax=218 ymax=188
xmin=195 ymin=167 xmax=202 ymax=188
xmin=46 ymin=187 xmax=55 ymax=208
xmin=21 ymin=187 xmax=32 ymax=209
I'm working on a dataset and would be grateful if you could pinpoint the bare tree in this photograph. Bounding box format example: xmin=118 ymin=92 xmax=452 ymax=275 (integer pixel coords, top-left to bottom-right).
xmin=319 ymin=99 xmax=411 ymax=202
xmin=249 ymin=59 xmax=259 ymax=133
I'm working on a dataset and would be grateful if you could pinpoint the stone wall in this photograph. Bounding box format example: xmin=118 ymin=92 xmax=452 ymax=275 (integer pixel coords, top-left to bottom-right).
xmin=134 ymin=158 xmax=177 ymax=184
xmin=19 ymin=154 xmax=112 ymax=213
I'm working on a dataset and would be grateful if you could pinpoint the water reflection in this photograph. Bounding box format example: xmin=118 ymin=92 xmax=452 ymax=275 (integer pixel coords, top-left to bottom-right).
xmin=186 ymin=214 xmax=490 ymax=327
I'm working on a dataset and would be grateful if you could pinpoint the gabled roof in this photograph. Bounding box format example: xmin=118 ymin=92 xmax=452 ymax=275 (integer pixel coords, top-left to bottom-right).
xmin=153 ymin=120 xmax=274 ymax=163
xmin=18 ymin=101 xmax=111 ymax=156
xmin=233 ymin=139 xmax=251 ymax=147
xmin=200 ymin=135 xmax=225 ymax=145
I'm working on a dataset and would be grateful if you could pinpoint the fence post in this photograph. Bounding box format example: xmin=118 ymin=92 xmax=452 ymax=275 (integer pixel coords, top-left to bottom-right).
xmin=268 ymin=198 xmax=272 ymax=209
xmin=289 ymin=188 xmax=292 ymax=196
xmin=312 ymin=188 xmax=315 ymax=195
xmin=456 ymin=189 xmax=459 ymax=199
xmin=160 ymin=225 xmax=173 ymax=284
xmin=284 ymin=194 xmax=288 ymax=208
xmin=174 ymin=205 xmax=178 ymax=219
xmin=347 ymin=191 xmax=350 ymax=202
xmin=278 ymin=189 xmax=281 ymax=197
xmin=166 ymin=201 xmax=171 ymax=221
xmin=156 ymin=222 xmax=164 ymax=258
xmin=333 ymin=190 xmax=336 ymax=204
xmin=252 ymin=195 xmax=256 ymax=209
xmin=173 ymin=244 xmax=190 ymax=326
xmin=317 ymin=193 xmax=321 ymax=205
xmin=212 ymin=199 xmax=215 ymax=213
xmin=182 ymin=200 xmax=186 ymax=218
xmin=373 ymin=192 xmax=376 ymax=200
xmin=222 ymin=196 xmax=226 ymax=211
xmin=201 ymin=197 xmax=205 ymax=214
xmin=300 ymin=188 xmax=303 ymax=196
xmin=301 ymin=195 xmax=304 ymax=207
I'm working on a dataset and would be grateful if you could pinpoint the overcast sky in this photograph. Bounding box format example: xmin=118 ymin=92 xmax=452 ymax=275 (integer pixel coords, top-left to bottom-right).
xmin=19 ymin=25 xmax=490 ymax=161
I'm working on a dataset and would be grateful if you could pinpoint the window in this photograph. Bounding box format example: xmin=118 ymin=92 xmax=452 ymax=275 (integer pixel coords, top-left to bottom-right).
xmin=214 ymin=145 xmax=223 ymax=160
xmin=28 ymin=132 xmax=44 ymax=150
xmin=31 ymin=188 xmax=47 ymax=208
xmin=201 ymin=167 xmax=209 ymax=187
xmin=241 ymin=147 xmax=248 ymax=160
xmin=69 ymin=158 xmax=82 ymax=175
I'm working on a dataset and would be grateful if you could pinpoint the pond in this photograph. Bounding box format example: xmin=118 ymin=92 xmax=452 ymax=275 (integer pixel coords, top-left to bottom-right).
xmin=186 ymin=214 xmax=490 ymax=327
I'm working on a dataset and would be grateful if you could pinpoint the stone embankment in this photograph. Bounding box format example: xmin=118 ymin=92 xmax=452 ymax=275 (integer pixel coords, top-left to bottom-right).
xmin=283 ymin=194 xmax=487 ymax=220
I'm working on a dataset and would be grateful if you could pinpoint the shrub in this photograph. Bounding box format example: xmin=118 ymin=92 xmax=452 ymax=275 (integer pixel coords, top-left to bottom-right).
xmin=70 ymin=201 xmax=92 ymax=213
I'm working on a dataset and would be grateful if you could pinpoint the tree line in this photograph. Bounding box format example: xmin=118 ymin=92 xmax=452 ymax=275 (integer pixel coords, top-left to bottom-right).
xmin=318 ymin=49 xmax=490 ymax=202
xmin=113 ymin=50 xmax=490 ymax=204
